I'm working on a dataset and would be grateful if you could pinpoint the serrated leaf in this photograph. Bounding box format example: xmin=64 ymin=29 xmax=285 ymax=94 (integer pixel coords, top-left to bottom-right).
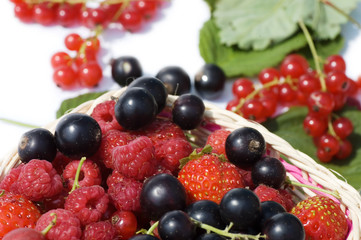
xmin=213 ymin=0 xmax=359 ymax=50
xmin=214 ymin=0 xmax=304 ymax=50
xmin=262 ymin=106 xmax=361 ymax=190
xmin=56 ymin=91 xmax=106 ymax=118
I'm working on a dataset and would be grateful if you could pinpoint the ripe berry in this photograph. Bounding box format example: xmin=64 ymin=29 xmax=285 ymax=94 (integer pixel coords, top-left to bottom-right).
xmin=332 ymin=117 xmax=353 ymax=140
xmin=307 ymin=91 xmax=335 ymax=117
xmin=251 ymin=156 xmax=286 ymax=189
xmin=129 ymin=235 xmax=160 ymax=240
xmin=258 ymin=67 xmax=280 ymax=85
xmin=194 ymin=64 xmax=226 ymax=100
xmin=50 ymin=51 xmax=72 ymax=69
xmin=324 ymin=55 xmax=346 ymax=74
xmin=158 ymin=210 xmax=196 ymax=240
xmin=55 ymin=113 xmax=102 ymax=159
xmin=52 ymin=65 xmax=78 ymax=89
xmin=325 ymin=71 xmax=349 ymax=93
xmin=232 ymin=78 xmax=254 ymax=99
xmin=172 ymin=94 xmax=205 ymax=130
xmin=303 ymin=115 xmax=328 ymax=137
xmin=140 ymin=173 xmax=187 ymax=221
xmin=64 ymin=33 xmax=83 ymax=51
xmin=259 ymin=201 xmax=286 ymax=229
xmin=156 ymin=66 xmax=191 ymax=95
xmin=318 ymin=133 xmax=340 ymax=156
xmin=78 ymin=61 xmax=103 ymax=87
xmin=118 ymin=9 xmax=143 ymax=32
xmin=18 ymin=128 xmax=57 ymax=163
xmin=225 ymin=127 xmax=266 ymax=167
xmin=111 ymin=210 xmax=138 ymax=239
xmin=111 ymin=56 xmax=143 ymax=86
xmin=128 ymin=76 xmax=168 ymax=113
xmin=114 ymin=87 xmax=158 ymax=130
xmin=3 ymin=228 xmax=45 ymax=240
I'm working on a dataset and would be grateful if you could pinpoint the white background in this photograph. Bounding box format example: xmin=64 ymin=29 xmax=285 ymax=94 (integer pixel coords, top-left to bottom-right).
xmin=0 ymin=0 xmax=361 ymax=162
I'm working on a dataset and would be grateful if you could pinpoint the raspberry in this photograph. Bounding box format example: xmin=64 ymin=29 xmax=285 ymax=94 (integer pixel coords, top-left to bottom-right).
xmin=237 ymin=166 xmax=255 ymax=190
xmin=132 ymin=118 xmax=187 ymax=145
xmin=279 ymin=188 xmax=295 ymax=211
xmin=108 ymin=177 xmax=143 ymax=212
xmin=0 ymin=164 xmax=24 ymax=194
xmin=106 ymin=170 xmax=126 ymax=188
xmin=253 ymin=184 xmax=293 ymax=211
xmin=64 ymin=185 xmax=110 ymax=226
xmin=17 ymin=159 xmax=63 ymax=201
xmin=155 ymin=137 xmax=193 ymax=174
xmin=63 ymin=159 xmax=102 ymax=191
xmin=205 ymin=129 xmax=231 ymax=156
xmin=51 ymin=151 xmax=73 ymax=175
xmin=91 ymin=100 xmax=123 ymax=134
xmin=112 ymin=136 xmax=157 ymax=181
xmin=35 ymin=208 xmax=82 ymax=240
xmin=82 ymin=221 xmax=117 ymax=240
xmin=41 ymin=189 xmax=68 ymax=213
xmin=96 ymin=129 xmax=135 ymax=169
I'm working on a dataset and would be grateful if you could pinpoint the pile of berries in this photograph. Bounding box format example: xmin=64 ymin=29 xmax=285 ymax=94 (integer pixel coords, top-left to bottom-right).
xmin=226 ymin=53 xmax=359 ymax=163
xmin=0 ymin=76 xmax=350 ymax=240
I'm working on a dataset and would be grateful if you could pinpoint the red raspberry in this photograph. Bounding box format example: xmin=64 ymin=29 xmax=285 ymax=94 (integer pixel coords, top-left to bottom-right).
xmin=132 ymin=118 xmax=187 ymax=145
xmin=82 ymin=221 xmax=117 ymax=240
xmin=35 ymin=208 xmax=82 ymax=240
xmin=0 ymin=164 xmax=24 ymax=194
xmin=253 ymin=184 xmax=293 ymax=211
xmin=41 ymin=189 xmax=68 ymax=213
xmin=205 ymin=129 xmax=231 ymax=156
xmin=237 ymin=166 xmax=255 ymax=190
xmin=96 ymin=129 xmax=135 ymax=169
xmin=51 ymin=151 xmax=73 ymax=175
xmin=91 ymin=100 xmax=123 ymax=134
xmin=64 ymin=185 xmax=110 ymax=226
xmin=106 ymin=170 xmax=126 ymax=188
xmin=279 ymin=188 xmax=295 ymax=211
xmin=155 ymin=137 xmax=193 ymax=174
xmin=63 ymin=159 xmax=102 ymax=191
xmin=108 ymin=177 xmax=143 ymax=212
xmin=112 ymin=136 xmax=157 ymax=181
xmin=17 ymin=159 xmax=63 ymax=201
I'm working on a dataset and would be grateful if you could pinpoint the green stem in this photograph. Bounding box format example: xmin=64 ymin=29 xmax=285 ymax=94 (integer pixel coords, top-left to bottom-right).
xmin=288 ymin=179 xmax=341 ymax=199
xmin=0 ymin=118 xmax=40 ymax=129
xmin=70 ymin=157 xmax=87 ymax=193
xmin=147 ymin=221 xmax=158 ymax=235
xmin=298 ymin=20 xmax=327 ymax=92
xmin=41 ymin=213 xmax=57 ymax=236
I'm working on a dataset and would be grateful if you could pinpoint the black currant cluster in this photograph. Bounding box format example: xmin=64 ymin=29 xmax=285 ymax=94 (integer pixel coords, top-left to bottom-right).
xmin=110 ymin=56 xmax=226 ymax=100
xmin=135 ymin=173 xmax=305 ymax=240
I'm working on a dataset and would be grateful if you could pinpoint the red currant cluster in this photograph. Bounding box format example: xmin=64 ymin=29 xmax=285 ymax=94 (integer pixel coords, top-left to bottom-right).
xmin=51 ymin=33 xmax=102 ymax=89
xmin=226 ymin=54 xmax=360 ymax=163
xmin=11 ymin=0 xmax=164 ymax=32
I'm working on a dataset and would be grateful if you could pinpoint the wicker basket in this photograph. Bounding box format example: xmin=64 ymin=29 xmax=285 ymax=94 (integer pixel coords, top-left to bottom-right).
xmin=1 ymin=87 xmax=361 ymax=239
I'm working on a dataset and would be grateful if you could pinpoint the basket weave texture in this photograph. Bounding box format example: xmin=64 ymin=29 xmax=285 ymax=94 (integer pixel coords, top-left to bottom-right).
xmin=1 ymin=87 xmax=361 ymax=239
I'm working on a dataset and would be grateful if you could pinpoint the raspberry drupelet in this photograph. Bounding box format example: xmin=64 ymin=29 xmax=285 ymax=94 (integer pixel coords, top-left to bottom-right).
xmin=91 ymin=100 xmax=123 ymax=134
xmin=82 ymin=221 xmax=117 ymax=240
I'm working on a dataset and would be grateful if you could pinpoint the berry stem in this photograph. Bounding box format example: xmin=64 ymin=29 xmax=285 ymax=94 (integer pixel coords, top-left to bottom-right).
xmin=298 ymin=20 xmax=327 ymax=92
xmin=319 ymin=0 xmax=361 ymax=29
xmin=0 ymin=118 xmax=40 ymax=129
xmin=287 ymin=178 xmax=341 ymax=199
xmin=327 ymin=115 xmax=340 ymax=140
xmin=70 ymin=157 xmax=87 ymax=193
xmin=190 ymin=218 xmax=266 ymax=240
xmin=41 ymin=213 xmax=57 ymax=236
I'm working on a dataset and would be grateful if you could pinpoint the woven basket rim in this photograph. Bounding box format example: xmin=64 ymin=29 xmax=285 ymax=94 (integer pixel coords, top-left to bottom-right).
xmin=1 ymin=87 xmax=360 ymax=239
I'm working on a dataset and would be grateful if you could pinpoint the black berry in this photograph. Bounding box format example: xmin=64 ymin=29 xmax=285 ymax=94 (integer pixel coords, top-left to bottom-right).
xmin=111 ymin=56 xmax=143 ymax=86
xmin=194 ymin=64 xmax=226 ymax=100
xmin=156 ymin=66 xmax=191 ymax=95
xmin=252 ymin=156 xmax=286 ymax=189
xmin=172 ymin=94 xmax=205 ymax=130
xmin=158 ymin=210 xmax=196 ymax=240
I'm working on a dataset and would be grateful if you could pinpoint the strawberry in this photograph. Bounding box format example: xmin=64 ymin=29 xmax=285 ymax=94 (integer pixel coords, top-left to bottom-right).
xmin=177 ymin=146 xmax=244 ymax=204
xmin=0 ymin=190 xmax=41 ymax=238
xmin=291 ymin=195 xmax=348 ymax=240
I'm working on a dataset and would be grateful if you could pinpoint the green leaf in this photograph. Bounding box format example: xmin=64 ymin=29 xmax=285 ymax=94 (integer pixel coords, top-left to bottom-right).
xmin=203 ymin=0 xmax=219 ymax=12
xmin=214 ymin=0 xmax=305 ymax=50
xmin=199 ymin=19 xmax=309 ymax=77
xmin=212 ymin=0 xmax=359 ymax=50
xmin=56 ymin=91 xmax=106 ymax=118
xmin=262 ymin=106 xmax=361 ymax=190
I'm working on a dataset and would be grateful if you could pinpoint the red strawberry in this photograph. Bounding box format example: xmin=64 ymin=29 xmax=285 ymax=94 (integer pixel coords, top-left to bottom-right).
xmin=291 ymin=195 xmax=348 ymax=240
xmin=177 ymin=147 xmax=244 ymax=204
xmin=0 ymin=190 xmax=41 ymax=238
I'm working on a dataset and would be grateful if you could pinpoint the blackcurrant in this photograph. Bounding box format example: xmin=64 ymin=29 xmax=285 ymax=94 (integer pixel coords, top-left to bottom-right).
xmin=172 ymin=94 xmax=205 ymax=130
xmin=140 ymin=173 xmax=187 ymax=221
xmin=259 ymin=201 xmax=286 ymax=229
xmin=219 ymin=188 xmax=261 ymax=230
xmin=129 ymin=235 xmax=160 ymax=240
xmin=127 ymin=76 xmax=168 ymax=113
xmin=54 ymin=113 xmax=102 ymax=159
xmin=155 ymin=66 xmax=191 ymax=95
xmin=262 ymin=212 xmax=305 ymax=240
xmin=18 ymin=128 xmax=57 ymax=163
xmin=194 ymin=64 xmax=226 ymax=100
xmin=158 ymin=210 xmax=196 ymax=240
xmin=186 ymin=200 xmax=226 ymax=233
xmin=114 ymin=87 xmax=158 ymax=130
xmin=252 ymin=156 xmax=286 ymax=189
xmin=225 ymin=127 xmax=266 ymax=167
xmin=111 ymin=56 xmax=143 ymax=86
